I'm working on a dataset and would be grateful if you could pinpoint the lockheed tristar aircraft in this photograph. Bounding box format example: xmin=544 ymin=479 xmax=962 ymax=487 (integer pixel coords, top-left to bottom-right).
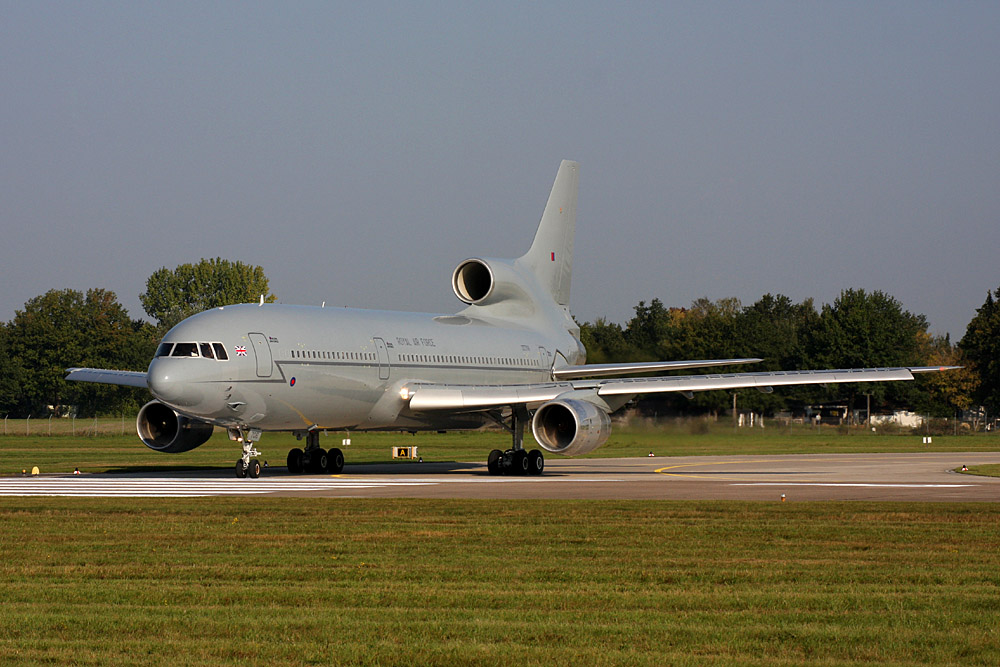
xmin=68 ymin=161 xmax=953 ymax=478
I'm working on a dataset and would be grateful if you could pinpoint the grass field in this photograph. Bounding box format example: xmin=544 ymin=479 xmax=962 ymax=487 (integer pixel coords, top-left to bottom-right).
xmin=1 ymin=499 xmax=998 ymax=665
xmin=2 ymin=426 xmax=999 ymax=663
xmin=963 ymin=464 xmax=1000 ymax=478
xmin=2 ymin=420 xmax=1000 ymax=476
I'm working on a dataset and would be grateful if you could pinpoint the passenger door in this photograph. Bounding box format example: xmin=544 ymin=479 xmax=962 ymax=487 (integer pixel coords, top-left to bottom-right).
xmin=248 ymin=333 xmax=273 ymax=378
xmin=373 ymin=337 xmax=390 ymax=381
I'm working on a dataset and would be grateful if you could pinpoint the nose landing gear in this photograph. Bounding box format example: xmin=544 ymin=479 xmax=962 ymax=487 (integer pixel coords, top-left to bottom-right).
xmin=231 ymin=427 xmax=263 ymax=479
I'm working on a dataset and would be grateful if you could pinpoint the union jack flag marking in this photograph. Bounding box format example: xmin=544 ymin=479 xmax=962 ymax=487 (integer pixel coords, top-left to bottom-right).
xmin=235 ymin=346 xmax=247 ymax=356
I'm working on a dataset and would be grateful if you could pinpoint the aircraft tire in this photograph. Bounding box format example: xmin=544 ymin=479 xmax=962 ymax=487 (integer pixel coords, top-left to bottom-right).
xmin=314 ymin=449 xmax=329 ymax=474
xmin=287 ymin=448 xmax=303 ymax=474
xmin=510 ymin=449 xmax=529 ymax=476
xmin=487 ymin=449 xmax=503 ymax=476
xmin=527 ymin=449 xmax=544 ymax=476
xmin=248 ymin=459 xmax=261 ymax=479
xmin=327 ymin=448 xmax=345 ymax=474
xmin=235 ymin=459 xmax=248 ymax=479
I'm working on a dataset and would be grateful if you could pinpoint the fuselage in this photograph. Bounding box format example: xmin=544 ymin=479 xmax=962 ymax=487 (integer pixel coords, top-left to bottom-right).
xmin=147 ymin=303 xmax=580 ymax=432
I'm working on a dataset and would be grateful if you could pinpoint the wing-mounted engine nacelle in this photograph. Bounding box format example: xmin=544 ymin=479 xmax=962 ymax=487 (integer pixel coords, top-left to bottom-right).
xmin=136 ymin=400 xmax=215 ymax=453
xmin=452 ymin=258 xmax=534 ymax=307
xmin=531 ymin=398 xmax=612 ymax=457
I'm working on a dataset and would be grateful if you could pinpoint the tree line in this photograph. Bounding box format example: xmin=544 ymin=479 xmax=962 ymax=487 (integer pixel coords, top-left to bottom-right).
xmin=1 ymin=257 xmax=998 ymax=422
xmin=579 ymin=288 xmax=996 ymax=420
xmin=0 ymin=259 xmax=274 ymax=418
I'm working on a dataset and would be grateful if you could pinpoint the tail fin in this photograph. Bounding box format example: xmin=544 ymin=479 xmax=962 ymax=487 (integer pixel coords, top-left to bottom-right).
xmin=520 ymin=160 xmax=579 ymax=306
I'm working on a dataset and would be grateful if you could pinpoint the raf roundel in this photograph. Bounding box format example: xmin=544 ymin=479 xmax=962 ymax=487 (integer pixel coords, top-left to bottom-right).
xmin=290 ymin=377 xmax=296 ymax=387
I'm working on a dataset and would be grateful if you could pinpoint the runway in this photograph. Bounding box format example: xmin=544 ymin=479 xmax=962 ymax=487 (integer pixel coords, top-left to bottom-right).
xmin=2 ymin=452 xmax=999 ymax=500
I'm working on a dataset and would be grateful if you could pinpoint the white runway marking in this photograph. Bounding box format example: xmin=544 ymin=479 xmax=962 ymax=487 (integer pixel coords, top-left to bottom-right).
xmin=730 ymin=482 xmax=977 ymax=488
xmin=0 ymin=476 xmax=625 ymax=497
xmin=0 ymin=477 xmax=435 ymax=497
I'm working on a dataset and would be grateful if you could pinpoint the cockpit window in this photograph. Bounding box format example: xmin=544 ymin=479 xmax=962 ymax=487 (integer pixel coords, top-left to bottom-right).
xmin=159 ymin=341 xmax=230 ymax=360
xmin=171 ymin=342 xmax=199 ymax=357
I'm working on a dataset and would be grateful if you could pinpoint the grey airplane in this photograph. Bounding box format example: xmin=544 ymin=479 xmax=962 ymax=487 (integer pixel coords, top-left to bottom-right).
xmin=67 ymin=161 xmax=954 ymax=478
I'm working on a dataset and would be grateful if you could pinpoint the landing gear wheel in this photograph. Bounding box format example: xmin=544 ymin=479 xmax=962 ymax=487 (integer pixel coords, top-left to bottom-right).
xmin=232 ymin=428 xmax=263 ymax=479
xmin=510 ymin=449 xmax=530 ymax=476
xmin=487 ymin=449 xmax=503 ymax=476
xmin=527 ymin=449 xmax=544 ymax=476
xmin=248 ymin=458 xmax=261 ymax=479
xmin=326 ymin=448 xmax=345 ymax=474
xmin=314 ymin=448 xmax=329 ymax=474
xmin=287 ymin=448 xmax=303 ymax=474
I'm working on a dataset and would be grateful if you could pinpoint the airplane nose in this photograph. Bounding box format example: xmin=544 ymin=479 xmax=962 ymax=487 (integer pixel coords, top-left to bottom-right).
xmin=147 ymin=359 xmax=202 ymax=406
xmin=147 ymin=359 xmax=180 ymax=402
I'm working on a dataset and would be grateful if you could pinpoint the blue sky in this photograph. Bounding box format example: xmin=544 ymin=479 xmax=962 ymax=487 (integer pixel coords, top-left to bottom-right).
xmin=2 ymin=2 xmax=997 ymax=340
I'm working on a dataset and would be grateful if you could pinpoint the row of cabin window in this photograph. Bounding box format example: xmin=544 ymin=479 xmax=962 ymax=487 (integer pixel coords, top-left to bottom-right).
xmin=291 ymin=349 xmax=374 ymax=361
xmin=398 ymin=353 xmax=539 ymax=367
xmin=156 ymin=342 xmax=229 ymax=360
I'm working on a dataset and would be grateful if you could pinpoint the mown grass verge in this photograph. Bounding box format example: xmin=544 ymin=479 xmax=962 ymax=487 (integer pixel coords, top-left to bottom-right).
xmin=2 ymin=423 xmax=999 ymax=476
xmin=961 ymin=464 xmax=1000 ymax=478
xmin=0 ymin=499 xmax=997 ymax=665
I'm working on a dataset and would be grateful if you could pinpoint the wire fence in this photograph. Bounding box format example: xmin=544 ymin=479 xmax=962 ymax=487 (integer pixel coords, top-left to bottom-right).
xmin=2 ymin=415 xmax=133 ymax=437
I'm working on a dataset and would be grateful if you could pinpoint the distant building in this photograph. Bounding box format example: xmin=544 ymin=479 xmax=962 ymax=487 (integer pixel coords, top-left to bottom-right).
xmin=805 ymin=403 xmax=849 ymax=425
xmin=870 ymin=410 xmax=924 ymax=428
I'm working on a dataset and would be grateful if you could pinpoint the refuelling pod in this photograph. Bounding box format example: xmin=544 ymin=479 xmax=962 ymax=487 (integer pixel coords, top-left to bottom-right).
xmin=136 ymin=400 xmax=215 ymax=453
xmin=531 ymin=398 xmax=612 ymax=457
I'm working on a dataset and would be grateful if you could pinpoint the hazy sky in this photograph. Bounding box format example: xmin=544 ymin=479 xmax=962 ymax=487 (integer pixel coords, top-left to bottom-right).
xmin=2 ymin=2 xmax=997 ymax=341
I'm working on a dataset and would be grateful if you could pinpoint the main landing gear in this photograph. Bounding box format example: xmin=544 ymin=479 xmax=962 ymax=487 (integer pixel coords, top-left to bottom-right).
xmin=486 ymin=407 xmax=544 ymax=476
xmin=232 ymin=427 xmax=263 ymax=479
xmin=286 ymin=430 xmax=344 ymax=475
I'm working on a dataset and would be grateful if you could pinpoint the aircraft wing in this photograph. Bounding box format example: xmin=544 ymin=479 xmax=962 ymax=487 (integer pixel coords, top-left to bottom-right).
xmin=65 ymin=368 xmax=148 ymax=388
xmin=551 ymin=358 xmax=762 ymax=380
xmin=405 ymin=366 xmax=958 ymax=412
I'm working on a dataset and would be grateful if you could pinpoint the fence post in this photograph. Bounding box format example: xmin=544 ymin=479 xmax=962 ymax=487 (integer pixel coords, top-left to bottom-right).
xmin=72 ymin=415 xmax=75 ymax=437
xmin=49 ymin=414 xmax=52 ymax=435
xmin=121 ymin=413 xmax=125 ymax=436
xmin=3 ymin=415 xmax=6 ymax=436
xmin=26 ymin=414 xmax=31 ymax=435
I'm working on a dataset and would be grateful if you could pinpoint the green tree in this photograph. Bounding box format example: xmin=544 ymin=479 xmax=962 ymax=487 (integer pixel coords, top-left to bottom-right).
xmin=623 ymin=297 xmax=745 ymax=414
xmin=140 ymin=258 xmax=276 ymax=330
xmin=916 ymin=333 xmax=979 ymax=418
xmin=579 ymin=317 xmax=641 ymax=364
xmin=0 ymin=322 xmax=27 ymax=415
xmin=805 ymin=288 xmax=927 ymax=414
xmin=737 ymin=295 xmax=817 ymax=368
xmin=682 ymin=296 xmax=742 ymax=360
xmin=623 ymin=298 xmax=673 ymax=358
xmin=960 ymin=287 xmax=1000 ymax=413
xmin=733 ymin=294 xmax=819 ymax=413
xmin=5 ymin=289 xmax=155 ymax=417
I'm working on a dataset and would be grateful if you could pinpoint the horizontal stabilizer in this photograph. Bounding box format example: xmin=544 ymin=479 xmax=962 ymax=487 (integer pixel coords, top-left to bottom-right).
xmin=552 ymin=358 xmax=762 ymax=380
xmin=66 ymin=368 xmax=148 ymax=388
